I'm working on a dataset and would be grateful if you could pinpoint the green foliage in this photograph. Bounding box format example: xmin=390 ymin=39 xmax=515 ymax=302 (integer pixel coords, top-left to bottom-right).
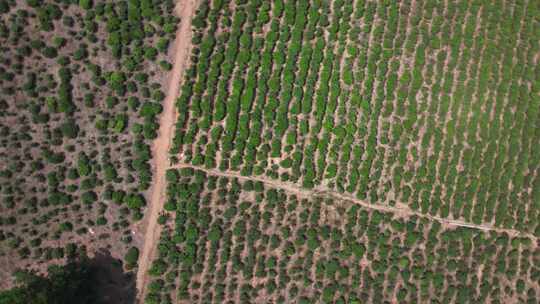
xmin=124 ymin=247 xmax=139 ymax=269
xmin=79 ymin=0 xmax=92 ymax=10
xmin=81 ymin=191 xmax=97 ymax=205
xmin=124 ymin=193 xmax=145 ymax=210
xmin=60 ymin=120 xmax=79 ymax=138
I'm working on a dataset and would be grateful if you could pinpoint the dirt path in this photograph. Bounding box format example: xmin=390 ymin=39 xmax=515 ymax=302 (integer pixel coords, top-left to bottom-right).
xmin=135 ymin=0 xmax=198 ymax=302
xmin=172 ymin=163 xmax=538 ymax=241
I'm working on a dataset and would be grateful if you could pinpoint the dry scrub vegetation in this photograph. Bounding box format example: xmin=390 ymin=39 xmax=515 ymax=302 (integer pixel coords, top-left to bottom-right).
xmin=0 ymin=0 xmax=178 ymax=287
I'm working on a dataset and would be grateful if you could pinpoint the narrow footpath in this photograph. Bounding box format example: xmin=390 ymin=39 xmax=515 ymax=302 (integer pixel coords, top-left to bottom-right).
xmin=171 ymin=162 xmax=538 ymax=241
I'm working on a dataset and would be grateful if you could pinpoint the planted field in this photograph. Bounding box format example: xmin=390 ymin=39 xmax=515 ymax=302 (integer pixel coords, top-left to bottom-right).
xmin=140 ymin=0 xmax=540 ymax=303
xmin=146 ymin=168 xmax=540 ymax=303
xmin=172 ymin=0 xmax=540 ymax=234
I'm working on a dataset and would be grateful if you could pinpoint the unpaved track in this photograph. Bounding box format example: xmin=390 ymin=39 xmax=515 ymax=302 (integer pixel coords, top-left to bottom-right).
xmin=172 ymin=163 xmax=538 ymax=241
xmin=136 ymin=0 xmax=198 ymax=302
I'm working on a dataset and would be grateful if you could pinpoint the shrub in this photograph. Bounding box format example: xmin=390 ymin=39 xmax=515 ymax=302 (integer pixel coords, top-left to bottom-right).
xmin=124 ymin=247 xmax=139 ymax=268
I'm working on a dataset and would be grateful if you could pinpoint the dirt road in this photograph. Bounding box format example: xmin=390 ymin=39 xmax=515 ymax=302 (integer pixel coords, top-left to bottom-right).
xmin=135 ymin=0 xmax=198 ymax=302
xmin=172 ymin=162 xmax=538 ymax=241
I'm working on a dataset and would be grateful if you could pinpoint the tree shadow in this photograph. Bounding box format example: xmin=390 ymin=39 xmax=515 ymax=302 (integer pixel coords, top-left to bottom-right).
xmin=88 ymin=249 xmax=136 ymax=304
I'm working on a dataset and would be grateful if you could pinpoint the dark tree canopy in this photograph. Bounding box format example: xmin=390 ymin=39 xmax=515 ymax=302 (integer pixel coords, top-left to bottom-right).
xmin=0 ymin=251 xmax=135 ymax=304
xmin=0 ymin=258 xmax=95 ymax=304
